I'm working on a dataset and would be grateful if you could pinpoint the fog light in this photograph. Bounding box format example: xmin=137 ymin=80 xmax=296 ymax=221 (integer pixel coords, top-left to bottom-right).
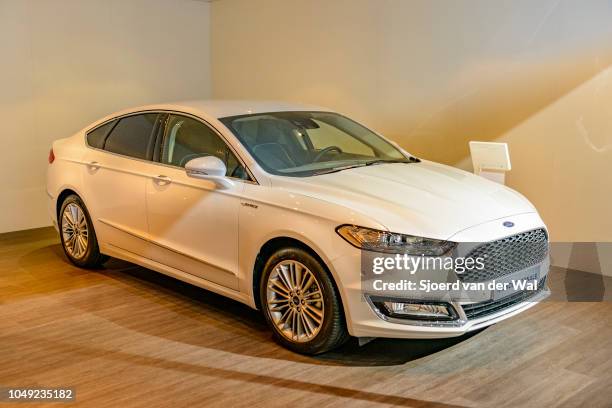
xmin=371 ymin=298 xmax=457 ymax=321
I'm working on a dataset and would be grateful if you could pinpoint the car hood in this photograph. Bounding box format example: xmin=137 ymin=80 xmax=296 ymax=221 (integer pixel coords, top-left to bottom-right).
xmin=271 ymin=160 xmax=536 ymax=240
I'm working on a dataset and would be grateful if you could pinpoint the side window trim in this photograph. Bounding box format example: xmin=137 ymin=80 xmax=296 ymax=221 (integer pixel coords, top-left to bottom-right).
xmin=152 ymin=113 xmax=169 ymax=163
xmin=83 ymin=110 xmax=258 ymax=184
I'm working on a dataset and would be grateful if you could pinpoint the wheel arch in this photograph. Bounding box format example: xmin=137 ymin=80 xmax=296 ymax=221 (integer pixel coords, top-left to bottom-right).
xmin=55 ymin=186 xmax=95 ymax=226
xmin=252 ymin=236 xmax=345 ymax=317
xmin=56 ymin=188 xmax=81 ymax=221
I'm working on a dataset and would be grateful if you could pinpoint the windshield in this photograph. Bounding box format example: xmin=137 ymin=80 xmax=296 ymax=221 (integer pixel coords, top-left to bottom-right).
xmin=219 ymin=111 xmax=410 ymax=177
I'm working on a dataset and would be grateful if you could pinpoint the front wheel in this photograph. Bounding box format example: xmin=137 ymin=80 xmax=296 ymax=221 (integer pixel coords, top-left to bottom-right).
xmin=59 ymin=194 xmax=107 ymax=268
xmin=260 ymin=248 xmax=349 ymax=354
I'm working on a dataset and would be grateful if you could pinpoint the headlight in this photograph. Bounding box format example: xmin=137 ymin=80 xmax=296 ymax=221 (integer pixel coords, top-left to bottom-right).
xmin=336 ymin=225 xmax=456 ymax=256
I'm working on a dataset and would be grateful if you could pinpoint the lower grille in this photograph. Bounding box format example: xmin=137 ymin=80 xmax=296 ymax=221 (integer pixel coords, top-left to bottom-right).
xmin=462 ymin=277 xmax=547 ymax=320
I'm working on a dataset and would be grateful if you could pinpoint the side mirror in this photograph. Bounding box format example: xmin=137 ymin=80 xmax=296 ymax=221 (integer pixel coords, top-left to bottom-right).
xmin=185 ymin=156 xmax=234 ymax=189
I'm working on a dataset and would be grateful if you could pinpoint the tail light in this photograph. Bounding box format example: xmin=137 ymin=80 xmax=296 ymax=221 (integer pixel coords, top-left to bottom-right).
xmin=48 ymin=148 xmax=55 ymax=164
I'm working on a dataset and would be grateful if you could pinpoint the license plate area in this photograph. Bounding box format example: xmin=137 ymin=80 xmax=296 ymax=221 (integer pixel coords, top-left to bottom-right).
xmin=489 ymin=265 xmax=541 ymax=301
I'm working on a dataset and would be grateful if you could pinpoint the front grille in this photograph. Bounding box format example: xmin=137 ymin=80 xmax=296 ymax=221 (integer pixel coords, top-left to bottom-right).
xmin=459 ymin=228 xmax=548 ymax=282
xmin=462 ymin=277 xmax=546 ymax=320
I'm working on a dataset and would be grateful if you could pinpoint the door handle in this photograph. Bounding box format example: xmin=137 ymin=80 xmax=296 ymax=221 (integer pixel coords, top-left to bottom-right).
xmin=153 ymin=175 xmax=172 ymax=185
xmin=87 ymin=161 xmax=100 ymax=170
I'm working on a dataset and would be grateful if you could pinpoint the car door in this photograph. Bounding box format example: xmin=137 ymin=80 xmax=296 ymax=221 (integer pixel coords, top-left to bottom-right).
xmin=144 ymin=113 xmax=249 ymax=290
xmin=81 ymin=112 xmax=163 ymax=256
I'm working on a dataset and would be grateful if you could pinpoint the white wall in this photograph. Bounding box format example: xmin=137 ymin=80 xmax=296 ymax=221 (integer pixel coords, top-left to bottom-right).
xmin=0 ymin=0 xmax=211 ymax=233
xmin=211 ymin=0 xmax=612 ymax=242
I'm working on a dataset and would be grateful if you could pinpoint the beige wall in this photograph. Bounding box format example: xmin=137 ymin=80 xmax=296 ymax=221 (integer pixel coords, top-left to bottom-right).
xmin=211 ymin=0 xmax=612 ymax=241
xmin=3 ymin=0 xmax=611 ymax=242
xmin=478 ymin=65 xmax=612 ymax=242
xmin=0 ymin=0 xmax=211 ymax=233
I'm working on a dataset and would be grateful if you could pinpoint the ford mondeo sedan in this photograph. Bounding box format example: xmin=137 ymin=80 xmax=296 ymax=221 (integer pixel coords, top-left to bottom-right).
xmin=47 ymin=101 xmax=550 ymax=354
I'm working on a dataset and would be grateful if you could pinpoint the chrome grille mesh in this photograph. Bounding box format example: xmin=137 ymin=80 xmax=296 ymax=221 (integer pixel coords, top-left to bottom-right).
xmin=459 ymin=229 xmax=548 ymax=282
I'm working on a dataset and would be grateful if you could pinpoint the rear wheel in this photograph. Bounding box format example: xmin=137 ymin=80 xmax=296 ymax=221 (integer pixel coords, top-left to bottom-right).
xmin=59 ymin=194 xmax=107 ymax=268
xmin=260 ymin=247 xmax=348 ymax=354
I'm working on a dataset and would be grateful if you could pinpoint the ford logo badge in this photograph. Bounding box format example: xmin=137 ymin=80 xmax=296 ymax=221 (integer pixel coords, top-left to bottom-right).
xmin=503 ymin=221 xmax=515 ymax=228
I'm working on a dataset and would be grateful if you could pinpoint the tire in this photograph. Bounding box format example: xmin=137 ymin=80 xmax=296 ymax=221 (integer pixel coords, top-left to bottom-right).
xmin=58 ymin=194 xmax=107 ymax=268
xmin=260 ymin=247 xmax=349 ymax=354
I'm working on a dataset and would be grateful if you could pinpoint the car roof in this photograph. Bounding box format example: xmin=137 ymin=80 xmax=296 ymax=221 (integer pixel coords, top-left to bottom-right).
xmin=112 ymin=100 xmax=333 ymax=120
xmin=83 ymin=100 xmax=337 ymax=135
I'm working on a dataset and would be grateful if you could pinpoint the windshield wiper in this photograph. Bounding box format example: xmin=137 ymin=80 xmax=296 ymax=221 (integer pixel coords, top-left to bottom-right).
xmin=312 ymin=157 xmax=420 ymax=176
xmin=364 ymin=156 xmax=420 ymax=166
xmin=312 ymin=163 xmax=368 ymax=176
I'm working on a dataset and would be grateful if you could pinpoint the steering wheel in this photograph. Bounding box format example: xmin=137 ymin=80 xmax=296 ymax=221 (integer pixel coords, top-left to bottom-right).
xmin=313 ymin=146 xmax=343 ymax=162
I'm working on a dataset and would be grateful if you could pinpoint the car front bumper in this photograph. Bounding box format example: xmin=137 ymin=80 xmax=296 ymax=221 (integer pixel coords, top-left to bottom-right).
xmin=330 ymin=213 xmax=550 ymax=339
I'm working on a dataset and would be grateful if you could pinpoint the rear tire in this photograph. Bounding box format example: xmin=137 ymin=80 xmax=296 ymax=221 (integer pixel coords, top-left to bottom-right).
xmin=59 ymin=194 xmax=107 ymax=268
xmin=260 ymin=247 xmax=349 ymax=355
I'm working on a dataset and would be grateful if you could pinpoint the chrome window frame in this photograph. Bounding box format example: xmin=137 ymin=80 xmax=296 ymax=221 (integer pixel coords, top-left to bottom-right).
xmin=83 ymin=109 xmax=258 ymax=185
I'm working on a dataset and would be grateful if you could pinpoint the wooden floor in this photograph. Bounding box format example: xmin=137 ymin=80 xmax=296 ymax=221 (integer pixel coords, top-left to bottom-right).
xmin=1 ymin=227 xmax=611 ymax=407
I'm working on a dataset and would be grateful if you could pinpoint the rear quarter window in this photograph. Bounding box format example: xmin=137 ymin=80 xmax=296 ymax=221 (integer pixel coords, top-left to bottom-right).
xmin=86 ymin=120 xmax=116 ymax=149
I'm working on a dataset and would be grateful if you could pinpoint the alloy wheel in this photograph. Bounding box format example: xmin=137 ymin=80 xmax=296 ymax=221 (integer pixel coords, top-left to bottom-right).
xmin=61 ymin=203 xmax=89 ymax=259
xmin=266 ymin=260 xmax=325 ymax=342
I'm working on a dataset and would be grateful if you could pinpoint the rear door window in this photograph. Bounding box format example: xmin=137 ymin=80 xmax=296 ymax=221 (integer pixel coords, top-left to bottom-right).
xmin=104 ymin=113 xmax=159 ymax=160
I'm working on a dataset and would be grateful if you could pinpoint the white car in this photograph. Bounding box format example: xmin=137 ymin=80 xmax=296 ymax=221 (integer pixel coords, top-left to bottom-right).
xmin=47 ymin=100 xmax=550 ymax=354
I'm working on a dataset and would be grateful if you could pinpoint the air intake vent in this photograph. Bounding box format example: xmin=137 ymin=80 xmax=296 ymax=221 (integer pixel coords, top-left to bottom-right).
xmin=462 ymin=277 xmax=547 ymax=320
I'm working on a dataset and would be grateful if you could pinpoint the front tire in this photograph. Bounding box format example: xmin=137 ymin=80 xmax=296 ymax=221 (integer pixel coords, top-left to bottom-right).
xmin=260 ymin=247 xmax=349 ymax=354
xmin=59 ymin=194 xmax=107 ymax=268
